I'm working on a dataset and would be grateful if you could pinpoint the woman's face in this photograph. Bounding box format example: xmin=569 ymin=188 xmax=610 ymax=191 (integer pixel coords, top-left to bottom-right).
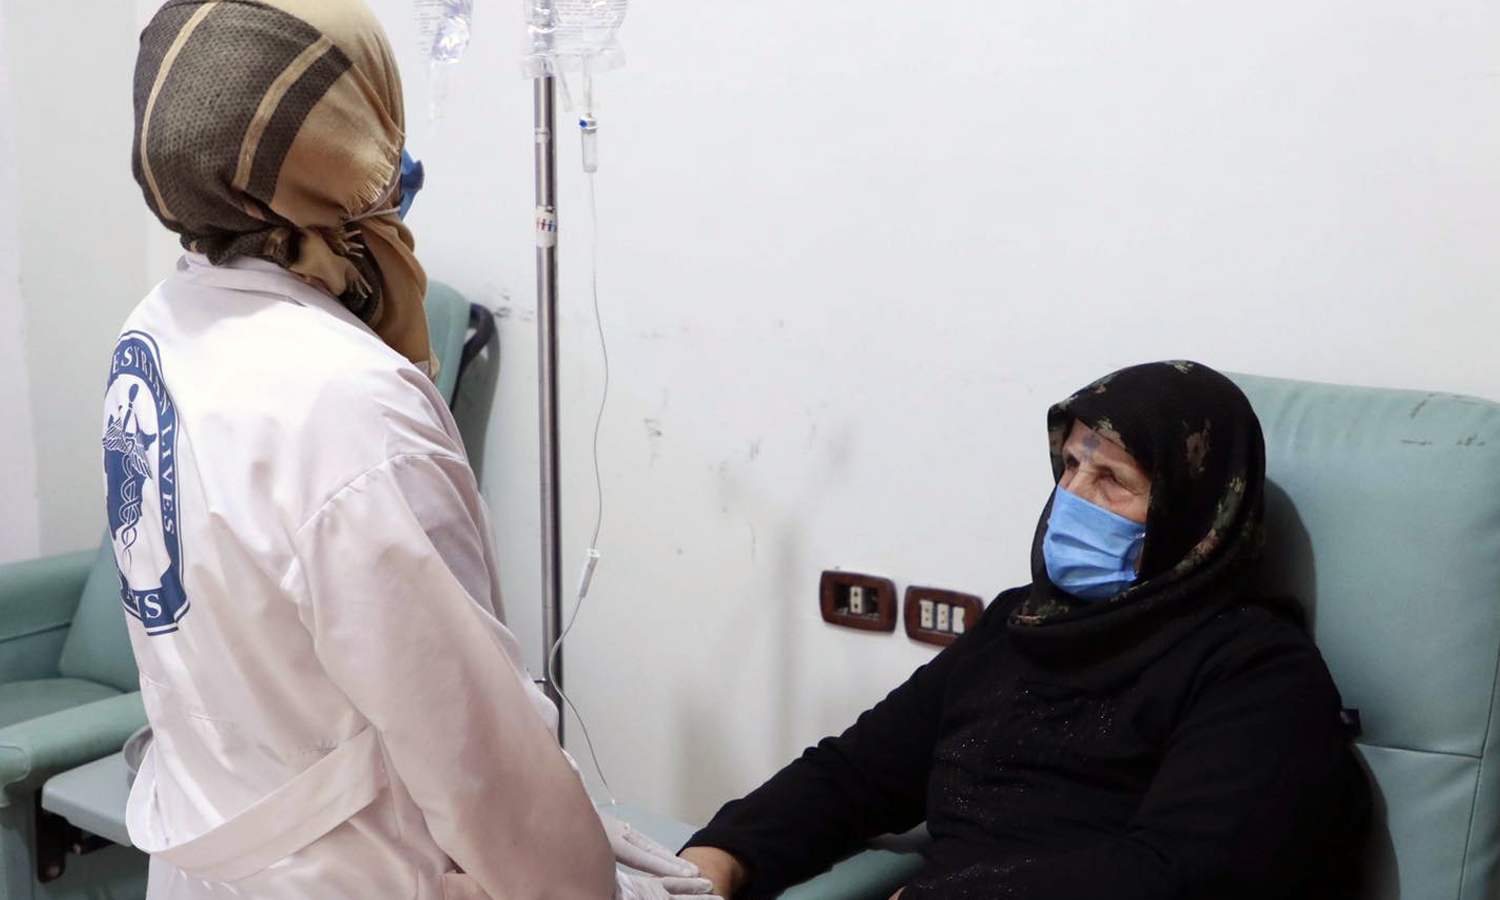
xmin=1058 ymin=421 xmax=1152 ymax=524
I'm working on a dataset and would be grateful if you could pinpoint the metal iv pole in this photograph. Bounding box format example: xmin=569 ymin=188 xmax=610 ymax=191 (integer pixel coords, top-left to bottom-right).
xmin=533 ymin=68 xmax=565 ymax=735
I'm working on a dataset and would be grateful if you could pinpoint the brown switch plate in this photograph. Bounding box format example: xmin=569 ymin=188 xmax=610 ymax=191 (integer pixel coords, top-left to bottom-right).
xmin=820 ymin=570 xmax=897 ymax=632
xmin=904 ymin=586 xmax=984 ymax=647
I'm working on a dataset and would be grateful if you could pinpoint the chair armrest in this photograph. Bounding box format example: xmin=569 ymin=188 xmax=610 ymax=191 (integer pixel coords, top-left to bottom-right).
xmin=0 ymin=549 xmax=95 ymax=682
xmin=777 ymin=832 xmax=929 ymax=900
xmin=0 ymin=691 xmax=146 ymax=808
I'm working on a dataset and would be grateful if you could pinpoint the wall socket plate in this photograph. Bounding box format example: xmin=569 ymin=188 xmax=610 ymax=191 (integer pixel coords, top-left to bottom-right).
xmin=904 ymin=586 xmax=985 ymax=647
xmin=820 ymin=570 xmax=897 ymax=633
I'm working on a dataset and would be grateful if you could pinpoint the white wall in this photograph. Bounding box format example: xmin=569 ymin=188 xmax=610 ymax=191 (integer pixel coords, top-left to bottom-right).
xmin=0 ymin=1 xmax=40 ymax=564
xmin=360 ymin=0 xmax=1500 ymax=825
xmin=4 ymin=0 xmax=151 ymax=556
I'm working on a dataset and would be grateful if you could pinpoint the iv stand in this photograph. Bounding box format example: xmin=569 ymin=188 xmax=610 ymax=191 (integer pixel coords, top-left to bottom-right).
xmin=534 ymin=72 xmax=566 ymax=737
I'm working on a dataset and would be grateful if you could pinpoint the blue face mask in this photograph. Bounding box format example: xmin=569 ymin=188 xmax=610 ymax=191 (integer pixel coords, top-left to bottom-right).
xmin=1042 ymin=485 xmax=1147 ymax=602
xmin=398 ymin=149 xmax=424 ymax=219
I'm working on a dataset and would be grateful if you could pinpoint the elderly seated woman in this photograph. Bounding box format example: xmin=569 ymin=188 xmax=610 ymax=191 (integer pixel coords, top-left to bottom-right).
xmin=682 ymin=361 xmax=1370 ymax=900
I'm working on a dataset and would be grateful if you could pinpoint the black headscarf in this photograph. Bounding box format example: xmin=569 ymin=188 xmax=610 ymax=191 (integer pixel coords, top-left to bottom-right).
xmin=1008 ymin=361 xmax=1270 ymax=683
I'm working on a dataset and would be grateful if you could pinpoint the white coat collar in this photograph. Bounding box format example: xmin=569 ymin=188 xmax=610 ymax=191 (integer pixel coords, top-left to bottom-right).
xmin=177 ymin=252 xmax=374 ymax=335
xmin=175 ymin=253 xmax=434 ymax=378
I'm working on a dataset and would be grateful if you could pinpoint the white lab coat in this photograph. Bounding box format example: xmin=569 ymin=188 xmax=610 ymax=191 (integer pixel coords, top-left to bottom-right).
xmin=103 ymin=254 xmax=616 ymax=900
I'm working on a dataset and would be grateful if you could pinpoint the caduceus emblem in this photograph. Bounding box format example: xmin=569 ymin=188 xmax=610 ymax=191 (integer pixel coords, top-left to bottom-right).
xmin=103 ymin=383 xmax=157 ymax=565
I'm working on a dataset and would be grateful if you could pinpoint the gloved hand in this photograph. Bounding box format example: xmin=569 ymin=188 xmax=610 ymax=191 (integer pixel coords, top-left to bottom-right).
xmin=600 ymin=810 xmax=702 ymax=880
xmin=616 ymin=871 xmax=722 ymax=900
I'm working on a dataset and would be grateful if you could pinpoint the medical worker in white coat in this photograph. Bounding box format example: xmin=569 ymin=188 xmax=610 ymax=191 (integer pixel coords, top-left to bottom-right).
xmin=107 ymin=2 xmax=712 ymax=899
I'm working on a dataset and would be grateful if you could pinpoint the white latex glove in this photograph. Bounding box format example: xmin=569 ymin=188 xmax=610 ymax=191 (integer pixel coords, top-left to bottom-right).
xmin=616 ymin=871 xmax=723 ymax=900
xmin=600 ymin=811 xmax=702 ymax=880
xmin=616 ymin=872 xmax=670 ymax=900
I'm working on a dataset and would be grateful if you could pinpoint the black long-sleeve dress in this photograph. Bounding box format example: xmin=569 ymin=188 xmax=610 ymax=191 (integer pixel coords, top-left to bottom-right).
xmin=685 ymin=588 xmax=1370 ymax=900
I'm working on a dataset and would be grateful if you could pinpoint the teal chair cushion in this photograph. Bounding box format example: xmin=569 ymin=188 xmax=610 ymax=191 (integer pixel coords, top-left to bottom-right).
xmin=0 ymin=679 xmax=119 ymax=730
xmin=1234 ymin=375 xmax=1500 ymax=900
xmin=55 ymin=541 xmax=140 ymax=694
xmin=425 ymin=281 xmax=469 ymax=405
xmin=0 ymin=548 xmax=93 ymax=684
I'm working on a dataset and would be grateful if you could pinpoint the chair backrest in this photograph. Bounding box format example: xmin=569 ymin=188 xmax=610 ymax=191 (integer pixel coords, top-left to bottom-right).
xmin=425 ymin=280 xmax=471 ymax=405
xmin=423 ymin=281 xmax=498 ymax=480
xmin=55 ymin=539 xmax=140 ymax=693
xmin=1233 ymin=374 xmax=1500 ymax=900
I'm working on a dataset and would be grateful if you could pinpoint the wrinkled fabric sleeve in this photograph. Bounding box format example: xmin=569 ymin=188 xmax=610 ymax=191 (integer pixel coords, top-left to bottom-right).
xmin=683 ymin=598 xmax=1013 ymax=900
xmin=284 ymin=452 xmax=616 ymax=900
xmin=902 ymin=627 xmax=1367 ymax=900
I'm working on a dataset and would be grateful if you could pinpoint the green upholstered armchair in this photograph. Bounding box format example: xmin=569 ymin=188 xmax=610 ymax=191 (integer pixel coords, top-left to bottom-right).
xmin=1235 ymin=374 xmax=1500 ymax=900
xmin=0 ymin=283 xmax=493 ymax=899
xmin=0 ymin=545 xmax=151 ymax=899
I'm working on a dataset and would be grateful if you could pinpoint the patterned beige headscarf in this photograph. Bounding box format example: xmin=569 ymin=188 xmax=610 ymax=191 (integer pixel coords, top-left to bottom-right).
xmin=132 ymin=0 xmax=432 ymax=370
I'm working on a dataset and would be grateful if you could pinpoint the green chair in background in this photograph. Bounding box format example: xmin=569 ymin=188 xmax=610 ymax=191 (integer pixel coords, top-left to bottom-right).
xmin=0 ymin=283 xmax=494 ymax=899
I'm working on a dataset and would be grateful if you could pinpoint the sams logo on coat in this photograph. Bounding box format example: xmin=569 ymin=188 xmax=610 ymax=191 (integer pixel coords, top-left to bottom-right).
xmin=103 ymin=332 xmax=189 ymax=635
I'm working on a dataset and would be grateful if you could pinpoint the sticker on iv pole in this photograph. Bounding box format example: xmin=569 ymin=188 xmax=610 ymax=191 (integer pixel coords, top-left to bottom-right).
xmin=535 ymin=207 xmax=558 ymax=248
xmin=103 ymin=332 xmax=190 ymax=636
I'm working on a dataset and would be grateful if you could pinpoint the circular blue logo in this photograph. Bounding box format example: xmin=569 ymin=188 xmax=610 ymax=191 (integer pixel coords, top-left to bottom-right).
xmin=103 ymin=332 xmax=188 ymax=635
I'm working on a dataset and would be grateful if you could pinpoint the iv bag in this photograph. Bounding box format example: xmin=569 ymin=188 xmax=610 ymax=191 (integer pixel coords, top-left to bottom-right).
xmin=416 ymin=0 xmax=474 ymax=125
xmin=521 ymin=0 xmax=627 ymax=79
xmin=416 ymin=0 xmax=474 ymax=63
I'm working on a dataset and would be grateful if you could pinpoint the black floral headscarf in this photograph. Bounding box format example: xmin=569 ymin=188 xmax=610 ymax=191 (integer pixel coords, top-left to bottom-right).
xmin=1009 ymin=361 xmax=1269 ymax=678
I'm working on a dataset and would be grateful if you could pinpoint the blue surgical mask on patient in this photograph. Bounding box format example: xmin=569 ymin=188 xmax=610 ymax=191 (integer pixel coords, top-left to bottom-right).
xmin=1042 ymin=485 xmax=1147 ymax=601
xmin=398 ymin=149 xmax=424 ymax=219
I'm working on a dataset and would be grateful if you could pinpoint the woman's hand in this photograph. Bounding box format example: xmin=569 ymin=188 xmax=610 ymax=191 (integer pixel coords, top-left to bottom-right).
xmin=679 ymin=847 xmax=747 ymax=900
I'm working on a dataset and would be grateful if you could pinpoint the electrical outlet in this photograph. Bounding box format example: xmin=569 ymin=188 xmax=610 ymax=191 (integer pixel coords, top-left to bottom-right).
xmin=905 ymin=586 xmax=985 ymax=647
xmin=820 ymin=571 xmax=898 ymax=632
xmin=849 ymin=585 xmax=868 ymax=616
